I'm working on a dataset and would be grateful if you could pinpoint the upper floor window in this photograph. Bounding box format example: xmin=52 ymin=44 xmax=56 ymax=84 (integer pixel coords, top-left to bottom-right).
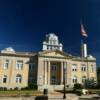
xmin=16 ymin=60 xmax=23 ymax=70
xmin=16 ymin=74 xmax=22 ymax=83
xmin=53 ymin=40 xmax=56 ymax=45
xmin=81 ymin=64 xmax=86 ymax=72
xmin=4 ymin=60 xmax=9 ymax=69
xmin=29 ymin=63 xmax=35 ymax=71
xmin=90 ymin=64 xmax=94 ymax=73
xmin=72 ymin=64 xmax=77 ymax=71
xmin=3 ymin=75 xmax=7 ymax=83
xmin=49 ymin=40 xmax=51 ymax=44
xmin=51 ymin=64 xmax=56 ymax=71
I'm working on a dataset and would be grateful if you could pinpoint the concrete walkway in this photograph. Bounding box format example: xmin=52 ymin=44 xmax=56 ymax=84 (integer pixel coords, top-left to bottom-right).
xmin=0 ymin=93 xmax=99 ymax=100
xmin=48 ymin=93 xmax=79 ymax=100
xmin=79 ymin=94 xmax=100 ymax=100
xmin=0 ymin=93 xmax=79 ymax=100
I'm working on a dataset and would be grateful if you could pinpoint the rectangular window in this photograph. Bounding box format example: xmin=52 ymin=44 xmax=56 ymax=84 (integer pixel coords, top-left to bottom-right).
xmin=29 ymin=63 xmax=35 ymax=71
xmin=51 ymin=64 xmax=56 ymax=71
xmin=51 ymin=76 xmax=56 ymax=85
xmin=90 ymin=64 xmax=94 ymax=72
xmin=81 ymin=64 xmax=86 ymax=72
xmin=16 ymin=75 xmax=22 ymax=83
xmin=72 ymin=79 xmax=77 ymax=83
xmin=53 ymin=40 xmax=56 ymax=45
xmin=4 ymin=60 xmax=9 ymax=69
xmin=3 ymin=75 xmax=7 ymax=83
xmin=16 ymin=60 xmax=23 ymax=70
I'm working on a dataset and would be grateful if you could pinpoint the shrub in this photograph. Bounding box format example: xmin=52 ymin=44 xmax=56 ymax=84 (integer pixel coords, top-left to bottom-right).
xmin=28 ymin=83 xmax=37 ymax=90
xmin=77 ymin=91 xmax=82 ymax=96
xmin=14 ymin=87 xmax=19 ymax=90
xmin=21 ymin=83 xmax=38 ymax=90
xmin=3 ymin=87 xmax=7 ymax=91
xmin=88 ymin=91 xmax=92 ymax=94
xmin=21 ymin=87 xmax=29 ymax=90
xmin=74 ymin=83 xmax=83 ymax=89
xmin=0 ymin=87 xmax=4 ymax=91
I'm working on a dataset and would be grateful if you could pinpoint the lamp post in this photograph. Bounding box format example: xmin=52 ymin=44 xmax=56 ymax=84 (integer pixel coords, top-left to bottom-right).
xmin=63 ymin=65 xmax=66 ymax=99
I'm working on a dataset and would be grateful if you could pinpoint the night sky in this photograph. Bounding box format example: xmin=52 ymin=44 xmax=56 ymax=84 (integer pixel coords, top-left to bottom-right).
xmin=0 ymin=0 xmax=100 ymax=66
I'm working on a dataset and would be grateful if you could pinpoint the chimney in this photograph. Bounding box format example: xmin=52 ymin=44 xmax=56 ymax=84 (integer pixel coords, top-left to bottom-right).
xmin=83 ymin=43 xmax=87 ymax=57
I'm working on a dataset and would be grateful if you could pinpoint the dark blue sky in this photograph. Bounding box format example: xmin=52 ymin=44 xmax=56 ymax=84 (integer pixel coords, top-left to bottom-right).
xmin=0 ymin=0 xmax=100 ymax=65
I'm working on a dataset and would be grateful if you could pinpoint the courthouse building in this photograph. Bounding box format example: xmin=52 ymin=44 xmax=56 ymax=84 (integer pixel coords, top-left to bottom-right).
xmin=0 ymin=33 xmax=97 ymax=91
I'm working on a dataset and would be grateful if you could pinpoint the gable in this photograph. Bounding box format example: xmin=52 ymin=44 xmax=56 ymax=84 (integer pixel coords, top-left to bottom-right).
xmin=38 ymin=50 xmax=71 ymax=58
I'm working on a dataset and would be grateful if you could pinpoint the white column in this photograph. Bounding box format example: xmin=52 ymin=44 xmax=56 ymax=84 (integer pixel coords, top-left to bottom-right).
xmin=61 ymin=62 xmax=63 ymax=84
xmin=44 ymin=61 xmax=47 ymax=85
xmin=48 ymin=61 xmax=50 ymax=85
xmin=64 ymin=62 xmax=67 ymax=84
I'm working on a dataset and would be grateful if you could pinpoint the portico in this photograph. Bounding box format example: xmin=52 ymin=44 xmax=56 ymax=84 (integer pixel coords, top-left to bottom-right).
xmin=37 ymin=50 xmax=71 ymax=91
xmin=43 ymin=61 xmax=67 ymax=85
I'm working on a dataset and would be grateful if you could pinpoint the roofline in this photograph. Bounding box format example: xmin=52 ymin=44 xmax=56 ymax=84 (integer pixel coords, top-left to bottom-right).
xmin=0 ymin=52 xmax=37 ymax=57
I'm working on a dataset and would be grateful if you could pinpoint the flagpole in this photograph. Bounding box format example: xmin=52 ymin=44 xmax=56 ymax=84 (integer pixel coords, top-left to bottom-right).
xmin=81 ymin=39 xmax=86 ymax=89
xmin=80 ymin=21 xmax=87 ymax=89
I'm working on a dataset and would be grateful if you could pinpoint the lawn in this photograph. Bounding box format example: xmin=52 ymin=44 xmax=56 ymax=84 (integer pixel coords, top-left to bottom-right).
xmin=56 ymin=88 xmax=100 ymax=94
xmin=0 ymin=90 xmax=42 ymax=96
xmin=76 ymin=89 xmax=100 ymax=94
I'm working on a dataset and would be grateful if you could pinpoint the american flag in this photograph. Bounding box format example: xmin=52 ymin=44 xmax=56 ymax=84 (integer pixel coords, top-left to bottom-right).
xmin=81 ymin=23 xmax=88 ymax=37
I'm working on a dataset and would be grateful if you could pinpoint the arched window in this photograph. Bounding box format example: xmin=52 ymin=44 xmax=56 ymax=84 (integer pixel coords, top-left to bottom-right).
xmin=82 ymin=76 xmax=86 ymax=83
xmin=72 ymin=76 xmax=77 ymax=83
xmin=16 ymin=74 xmax=22 ymax=83
xmin=3 ymin=75 xmax=7 ymax=83
xmin=72 ymin=64 xmax=77 ymax=71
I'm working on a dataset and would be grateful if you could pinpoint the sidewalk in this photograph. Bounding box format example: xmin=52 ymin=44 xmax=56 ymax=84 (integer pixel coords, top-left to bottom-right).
xmin=79 ymin=94 xmax=100 ymax=100
xmin=48 ymin=92 xmax=79 ymax=100
xmin=0 ymin=94 xmax=79 ymax=100
xmin=0 ymin=93 xmax=99 ymax=100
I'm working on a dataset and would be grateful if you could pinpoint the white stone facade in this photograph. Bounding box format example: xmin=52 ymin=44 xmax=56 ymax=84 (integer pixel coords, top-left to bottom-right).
xmin=0 ymin=33 xmax=97 ymax=91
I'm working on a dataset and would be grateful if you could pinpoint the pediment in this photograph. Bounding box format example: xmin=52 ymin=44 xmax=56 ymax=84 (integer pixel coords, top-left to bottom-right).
xmin=38 ymin=50 xmax=72 ymax=58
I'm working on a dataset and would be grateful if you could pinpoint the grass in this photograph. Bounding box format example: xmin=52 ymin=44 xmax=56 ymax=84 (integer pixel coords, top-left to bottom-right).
xmin=0 ymin=90 xmax=42 ymax=96
xmin=76 ymin=89 xmax=100 ymax=94
xmin=56 ymin=88 xmax=100 ymax=94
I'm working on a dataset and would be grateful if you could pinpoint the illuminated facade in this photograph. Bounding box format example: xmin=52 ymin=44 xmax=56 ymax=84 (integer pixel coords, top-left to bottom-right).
xmin=0 ymin=33 xmax=97 ymax=91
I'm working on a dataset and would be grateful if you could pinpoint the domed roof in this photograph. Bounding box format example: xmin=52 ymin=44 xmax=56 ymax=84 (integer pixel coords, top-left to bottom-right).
xmin=1 ymin=47 xmax=15 ymax=53
xmin=47 ymin=33 xmax=58 ymax=40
